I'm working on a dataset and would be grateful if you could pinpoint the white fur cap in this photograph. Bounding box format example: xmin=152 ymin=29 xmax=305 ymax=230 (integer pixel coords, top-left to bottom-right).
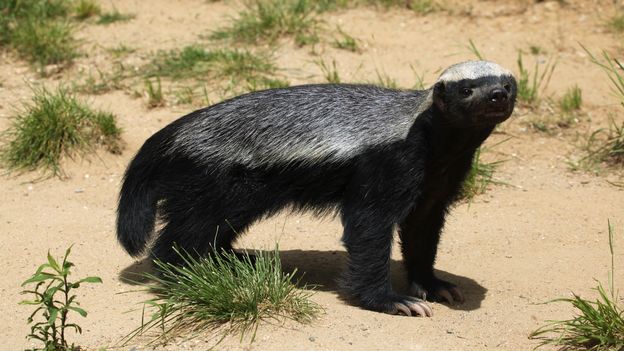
xmin=438 ymin=60 xmax=513 ymax=83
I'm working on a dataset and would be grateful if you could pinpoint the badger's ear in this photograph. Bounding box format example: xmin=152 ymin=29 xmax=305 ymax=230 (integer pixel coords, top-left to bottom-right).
xmin=433 ymin=81 xmax=446 ymax=112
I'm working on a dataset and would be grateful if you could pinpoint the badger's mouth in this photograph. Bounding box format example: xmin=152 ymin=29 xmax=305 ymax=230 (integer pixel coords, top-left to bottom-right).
xmin=483 ymin=103 xmax=513 ymax=122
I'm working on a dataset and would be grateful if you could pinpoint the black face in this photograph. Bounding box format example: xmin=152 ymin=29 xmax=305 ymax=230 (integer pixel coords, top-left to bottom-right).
xmin=432 ymin=75 xmax=517 ymax=127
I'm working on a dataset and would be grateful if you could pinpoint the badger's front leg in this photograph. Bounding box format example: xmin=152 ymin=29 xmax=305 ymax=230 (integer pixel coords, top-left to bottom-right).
xmin=399 ymin=202 xmax=465 ymax=305
xmin=341 ymin=212 xmax=432 ymax=317
xmin=340 ymin=158 xmax=432 ymax=317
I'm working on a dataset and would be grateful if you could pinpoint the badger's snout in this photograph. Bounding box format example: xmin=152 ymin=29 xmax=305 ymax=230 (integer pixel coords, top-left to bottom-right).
xmin=488 ymin=88 xmax=508 ymax=103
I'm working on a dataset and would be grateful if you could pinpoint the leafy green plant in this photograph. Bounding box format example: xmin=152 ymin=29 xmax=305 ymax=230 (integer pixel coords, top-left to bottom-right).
xmin=20 ymin=246 xmax=102 ymax=351
xmin=530 ymin=221 xmax=624 ymax=350
xmin=210 ymin=0 xmax=319 ymax=45
xmin=516 ymin=52 xmax=556 ymax=106
xmin=97 ymin=8 xmax=135 ymax=25
xmin=0 ymin=86 xmax=122 ymax=177
xmin=122 ymin=247 xmax=321 ymax=346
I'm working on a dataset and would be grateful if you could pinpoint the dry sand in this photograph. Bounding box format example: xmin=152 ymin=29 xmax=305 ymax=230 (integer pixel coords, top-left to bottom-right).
xmin=1 ymin=0 xmax=623 ymax=349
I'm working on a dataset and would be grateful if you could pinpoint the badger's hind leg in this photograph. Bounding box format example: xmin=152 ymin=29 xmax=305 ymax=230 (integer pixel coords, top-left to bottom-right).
xmin=149 ymin=169 xmax=271 ymax=266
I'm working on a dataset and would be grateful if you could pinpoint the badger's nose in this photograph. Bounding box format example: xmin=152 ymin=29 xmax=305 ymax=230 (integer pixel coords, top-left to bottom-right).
xmin=489 ymin=88 xmax=508 ymax=103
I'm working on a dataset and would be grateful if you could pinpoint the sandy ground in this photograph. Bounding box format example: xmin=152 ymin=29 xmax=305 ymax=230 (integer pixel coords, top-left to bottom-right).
xmin=1 ymin=0 xmax=624 ymax=349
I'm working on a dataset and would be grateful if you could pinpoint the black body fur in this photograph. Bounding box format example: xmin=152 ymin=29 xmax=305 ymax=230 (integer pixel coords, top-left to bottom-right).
xmin=117 ymin=61 xmax=517 ymax=315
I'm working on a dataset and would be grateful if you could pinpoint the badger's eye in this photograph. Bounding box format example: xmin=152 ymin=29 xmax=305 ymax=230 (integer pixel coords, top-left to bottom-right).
xmin=461 ymin=88 xmax=473 ymax=97
xmin=503 ymin=83 xmax=511 ymax=92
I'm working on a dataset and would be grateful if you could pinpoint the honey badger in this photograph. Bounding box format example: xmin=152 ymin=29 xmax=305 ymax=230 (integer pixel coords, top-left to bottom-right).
xmin=117 ymin=60 xmax=517 ymax=317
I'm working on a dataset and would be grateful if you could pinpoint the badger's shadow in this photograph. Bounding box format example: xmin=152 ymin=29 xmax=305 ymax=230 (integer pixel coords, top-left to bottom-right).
xmin=118 ymin=249 xmax=486 ymax=311
xmin=276 ymin=249 xmax=486 ymax=312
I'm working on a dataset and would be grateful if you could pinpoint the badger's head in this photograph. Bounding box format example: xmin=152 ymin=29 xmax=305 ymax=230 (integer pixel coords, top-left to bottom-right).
xmin=432 ymin=60 xmax=517 ymax=127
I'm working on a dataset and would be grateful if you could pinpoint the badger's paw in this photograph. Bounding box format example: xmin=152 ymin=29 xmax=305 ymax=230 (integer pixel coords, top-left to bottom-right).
xmin=409 ymin=278 xmax=465 ymax=306
xmin=365 ymin=293 xmax=433 ymax=317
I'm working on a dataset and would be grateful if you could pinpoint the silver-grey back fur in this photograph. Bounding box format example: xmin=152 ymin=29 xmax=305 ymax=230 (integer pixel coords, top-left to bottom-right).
xmin=170 ymin=60 xmax=509 ymax=169
xmin=172 ymin=85 xmax=432 ymax=168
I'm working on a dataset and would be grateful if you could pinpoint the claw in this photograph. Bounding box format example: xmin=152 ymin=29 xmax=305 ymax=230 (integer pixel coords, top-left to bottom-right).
xmin=449 ymin=286 xmax=465 ymax=304
xmin=438 ymin=289 xmax=454 ymax=304
xmin=406 ymin=299 xmax=433 ymax=317
xmin=394 ymin=302 xmax=412 ymax=316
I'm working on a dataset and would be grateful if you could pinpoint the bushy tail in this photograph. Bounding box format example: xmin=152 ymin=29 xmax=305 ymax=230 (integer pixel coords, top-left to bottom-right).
xmin=116 ymin=152 xmax=160 ymax=257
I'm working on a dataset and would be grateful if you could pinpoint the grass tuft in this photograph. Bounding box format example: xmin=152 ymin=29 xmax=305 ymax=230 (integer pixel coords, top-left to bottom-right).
xmin=122 ymin=247 xmax=321 ymax=346
xmin=0 ymin=86 xmax=122 ymax=177
xmin=10 ymin=18 xmax=79 ymax=68
xmin=516 ymin=52 xmax=556 ymax=106
xmin=1 ymin=0 xmax=79 ymax=69
xmin=573 ymin=46 xmax=624 ymax=169
xmin=315 ymin=58 xmax=341 ymax=83
xmin=460 ymin=141 xmax=507 ymax=200
xmin=73 ymin=0 xmax=101 ymax=20
xmin=145 ymin=77 xmax=165 ymax=108
xmin=529 ymin=221 xmax=624 ymax=350
xmin=560 ymin=85 xmax=583 ymax=113
xmin=582 ymin=46 xmax=624 ymax=106
xmin=97 ymin=8 xmax=135 ymax=25
xmin=574 ymin=117 xmax=624 ymax=170
xmin=332 ymin=27 xmax=360 ymax=52
xmin=144 ymin=45 xmax=288 ymax=96
xmin=608 ymin=14 xmax=624 ymax=33
xmin=210 ymin=0 xmax=319 ymax=45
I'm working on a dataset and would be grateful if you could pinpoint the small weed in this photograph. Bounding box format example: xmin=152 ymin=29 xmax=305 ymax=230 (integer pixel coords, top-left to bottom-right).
xmin=374 ymin=69 xmax=398 ymax=89
xmin=107 ymin=44 xmax=136 ymax=58
xmin=405 ymin=0 xmax=438 ymax=14
xmin=145 ymin=77 xmax=165 ymax=108
xmin=560 ymin=85 xmax=583 ymax=113
xmin=608 ymin=13 xmax=624 ymax=33
xmin=315 ymin=58 xmax=341 ymax=83
xmin=582 ymin=46 xmax=624 ymax=106
xmin=530 ymin=221 xmax=624 ymax=350
xmin=210 ymin=0 xmax=319 ymax=45
xmin=20 ymin=246 xmax=102 ymax=351
xmin=574 ymin=117 xmax=624 ymax=170
xmin=460 ymin=141 xmax=507 ymax=200
xmin=332 ymin=27 xmax=360 ymax=52
xmin=74 ymin=63 xmax=129 ymax=94
xmin=97 ymin=8 xmax=135 ymax=25
xmin=0 ymin=86 xmax=122 ymax=177
xmin=516 ymin=52 xmax=556 ymax=106
xmin=410 ymin=65 xmax=427 ymax=90
xmin=174 ymin=86 xmax=195 ymax=105
xmin=467 ymin=38 xmax=485 ymax=60
xmin=529 ymin=45 xmax=546 ymax=55
xmin=73 ymin=0 xmax=101 ymax=20
xmin=122 ymin=247 xmax=321 ymax=346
